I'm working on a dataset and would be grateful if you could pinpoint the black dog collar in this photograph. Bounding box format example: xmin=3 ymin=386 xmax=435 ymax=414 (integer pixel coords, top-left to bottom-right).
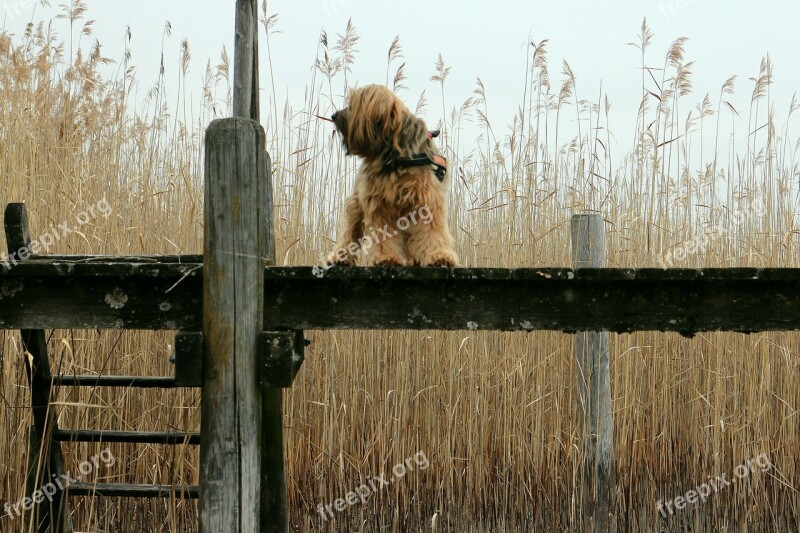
xmin=394 ymin=130 xmax=446 ymax=181
xmin=395 ymin=153 xmax=447 ymax=181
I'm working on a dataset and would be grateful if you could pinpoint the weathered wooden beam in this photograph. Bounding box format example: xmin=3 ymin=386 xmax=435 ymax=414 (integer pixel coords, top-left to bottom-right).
xmin=268 ymin=267 xmax=800 ymax=336
xmin=199 ymin=118 xmax=269 ymax=532
xmin=0 ymin=257 xmax=203 ymax=330
xmin=2 ymin=262 xmax=800 ymax=335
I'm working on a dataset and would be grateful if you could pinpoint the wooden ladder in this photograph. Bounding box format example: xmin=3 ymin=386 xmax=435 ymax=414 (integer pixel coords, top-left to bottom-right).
xmin=4 ymin=203 xmax=198 ymax=533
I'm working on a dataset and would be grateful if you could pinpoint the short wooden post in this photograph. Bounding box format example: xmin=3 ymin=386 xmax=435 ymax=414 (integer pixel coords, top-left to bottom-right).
xmin=199 ymin=118 xmax=274 ymax=532
xmin=571 ymin=214 xmax=615 ymax=532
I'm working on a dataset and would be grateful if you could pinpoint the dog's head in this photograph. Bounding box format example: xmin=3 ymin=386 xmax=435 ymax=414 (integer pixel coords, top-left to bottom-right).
xmin=332 ymin=84 xmax=430 ymax=165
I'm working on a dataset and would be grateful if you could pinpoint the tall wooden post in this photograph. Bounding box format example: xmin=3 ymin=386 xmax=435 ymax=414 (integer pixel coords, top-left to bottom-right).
xmin=233 ymin=0 xmax=260 ymax=121
xmin=200 ymin=0 xmax=286 ymax=530
xmin=199 ymin=118 xmax=271 ymax=531
xmin=571 ymin=214 xmax=615 ymax=532
xmin=231 ymin=0 xmax=286 ymax=530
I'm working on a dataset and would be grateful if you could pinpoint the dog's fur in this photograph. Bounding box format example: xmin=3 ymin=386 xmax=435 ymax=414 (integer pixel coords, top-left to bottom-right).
xmin=327 ymin=85 xmax=458 ymax=267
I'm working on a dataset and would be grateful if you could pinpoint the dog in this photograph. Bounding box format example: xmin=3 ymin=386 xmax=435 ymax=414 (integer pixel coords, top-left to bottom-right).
xmin=326 ymin=84 xmax=459 ymax=267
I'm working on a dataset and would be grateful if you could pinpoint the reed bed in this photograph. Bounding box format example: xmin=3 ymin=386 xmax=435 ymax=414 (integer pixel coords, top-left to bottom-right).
xmin=1 ymin=6 xmax=798 ymax=532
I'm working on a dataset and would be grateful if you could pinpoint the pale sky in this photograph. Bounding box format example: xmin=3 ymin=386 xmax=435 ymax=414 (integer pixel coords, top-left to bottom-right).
xmin=3 ymin=0 xmax=799 ymax=158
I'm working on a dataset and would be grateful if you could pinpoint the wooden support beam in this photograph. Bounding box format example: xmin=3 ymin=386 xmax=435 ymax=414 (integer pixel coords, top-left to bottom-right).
xmin=572 ymin=214 xmax=615 ymax=533
xmin=174 ymin=332 xmax=204 ymax=387
xmin=2 ymin=262 xmax=800 ymax=334
xmin=173 ymin=331 xmax=307 ymax=388
xmin=260 ymin=331 xmax=306 ymax=388
xmin=4 ymin=203 xmax=73 ymax=533
xmin=25 ymin=426 xmax=71 ymax=533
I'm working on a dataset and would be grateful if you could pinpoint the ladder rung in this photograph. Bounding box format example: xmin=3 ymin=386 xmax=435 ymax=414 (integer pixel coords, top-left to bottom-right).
xmin=53 ymin=429 xmax=199 ymax=445
xmin=54 ymin=375 xmax=181 ymax=388
xmin=68 ymin=482 xmax=199 ymax=498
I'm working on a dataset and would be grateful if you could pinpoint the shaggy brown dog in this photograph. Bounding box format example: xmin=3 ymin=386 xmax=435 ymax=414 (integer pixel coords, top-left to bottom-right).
xmin=326 ymin=85 xmax=458 ymax=267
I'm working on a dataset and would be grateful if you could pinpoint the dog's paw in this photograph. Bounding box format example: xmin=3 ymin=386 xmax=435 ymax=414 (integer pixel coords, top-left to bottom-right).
xmin=420 ymin=251 xmax=458 ymax=267
xmin=326 ymin=249 xmax=357 ymax=266
xmin=370 ymin=254 xmax=407 ymax=267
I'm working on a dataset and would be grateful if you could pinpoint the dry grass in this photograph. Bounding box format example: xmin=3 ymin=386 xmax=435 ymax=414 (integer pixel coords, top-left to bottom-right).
xmin=1 ymin=6 xmax=799 ymax=532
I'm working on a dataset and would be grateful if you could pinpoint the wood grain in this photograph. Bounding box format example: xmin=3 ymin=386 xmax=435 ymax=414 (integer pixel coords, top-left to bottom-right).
xmin=2 ymin=263 xmax=800 ymax=334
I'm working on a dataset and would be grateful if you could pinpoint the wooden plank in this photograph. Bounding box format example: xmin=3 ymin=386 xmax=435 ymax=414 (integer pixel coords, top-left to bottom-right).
xmin=199 ymin=118 xmax=269 ymax=532
xmin=8 ymin=259 xmax=800 ymax=281
xmin=23 ymin=254 xmax=203 ymax=263
xmin=571 ymin=214 xmax=615 ymax=533
xmin=54 ymin=375 xmax=178 ymax=388
xmin=67 ymin=483 xmax=199 ymax=499
xmin=263 ymin=266 xmax=800 ymax=335
xmin=0 ymin=261 xmax=203 ymax=329
xmin=53 ymin=429 xmax=199 ymax=445
xmin=3 ymin=262 xmax=800 ymax=334
xmin=5 ymin=203 xmax=73 ymax=533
